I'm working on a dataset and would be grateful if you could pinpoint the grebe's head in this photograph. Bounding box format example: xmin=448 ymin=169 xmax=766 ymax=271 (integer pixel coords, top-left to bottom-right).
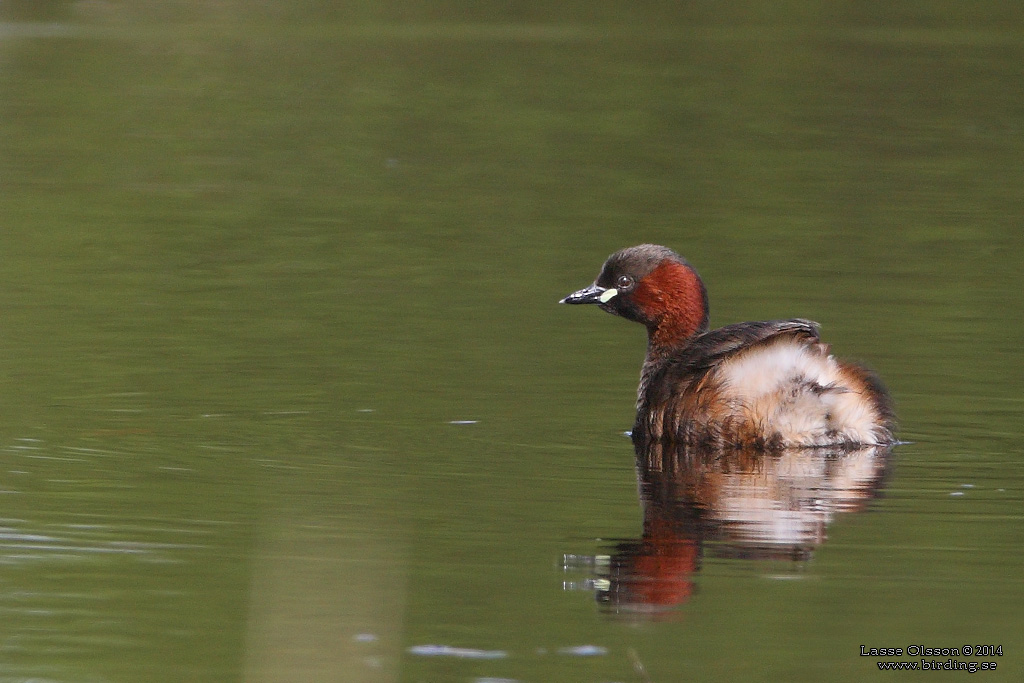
xmin=560 ymin=244 xmax=709 ymax=344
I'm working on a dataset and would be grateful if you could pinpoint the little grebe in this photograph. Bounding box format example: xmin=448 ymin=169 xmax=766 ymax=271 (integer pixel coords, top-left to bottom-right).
xmin=561 ymin=244 xmax=895 ymax=449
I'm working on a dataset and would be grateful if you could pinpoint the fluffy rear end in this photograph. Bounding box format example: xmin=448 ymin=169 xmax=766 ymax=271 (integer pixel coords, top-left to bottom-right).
xmin=714 ymin=339 xmax=893 ymax=447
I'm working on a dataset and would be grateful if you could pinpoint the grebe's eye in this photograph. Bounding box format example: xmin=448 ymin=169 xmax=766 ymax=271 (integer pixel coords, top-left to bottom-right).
xmin=616 ymin=275 xmax=635 ymax=290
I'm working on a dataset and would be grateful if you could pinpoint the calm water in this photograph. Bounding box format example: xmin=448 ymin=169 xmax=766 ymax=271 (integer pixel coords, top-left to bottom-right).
xmin=1 ymin=2 xmax=1023 ymax=681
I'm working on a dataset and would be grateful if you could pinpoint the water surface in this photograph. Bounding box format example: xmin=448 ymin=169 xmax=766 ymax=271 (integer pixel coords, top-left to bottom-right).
xmin=1 ymin=2 xmax=1022 ymax=681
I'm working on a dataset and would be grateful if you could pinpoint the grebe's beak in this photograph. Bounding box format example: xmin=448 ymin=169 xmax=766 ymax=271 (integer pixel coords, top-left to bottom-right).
xmin=559 ymin=284 xmax=618 ymax=305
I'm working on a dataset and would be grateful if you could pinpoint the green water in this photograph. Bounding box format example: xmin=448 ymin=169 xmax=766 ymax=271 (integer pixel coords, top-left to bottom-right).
xmin=1 ymin=2 xmax=1022 ymax=681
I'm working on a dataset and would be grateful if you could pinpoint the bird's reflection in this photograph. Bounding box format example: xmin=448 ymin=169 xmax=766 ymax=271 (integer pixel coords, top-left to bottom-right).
xmin=565 ymin=440 xmax=893 ymax=618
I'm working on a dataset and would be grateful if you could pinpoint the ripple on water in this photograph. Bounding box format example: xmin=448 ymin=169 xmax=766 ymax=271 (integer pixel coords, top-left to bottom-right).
xmin=407 ymin=644 xmax=508 ymax=659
